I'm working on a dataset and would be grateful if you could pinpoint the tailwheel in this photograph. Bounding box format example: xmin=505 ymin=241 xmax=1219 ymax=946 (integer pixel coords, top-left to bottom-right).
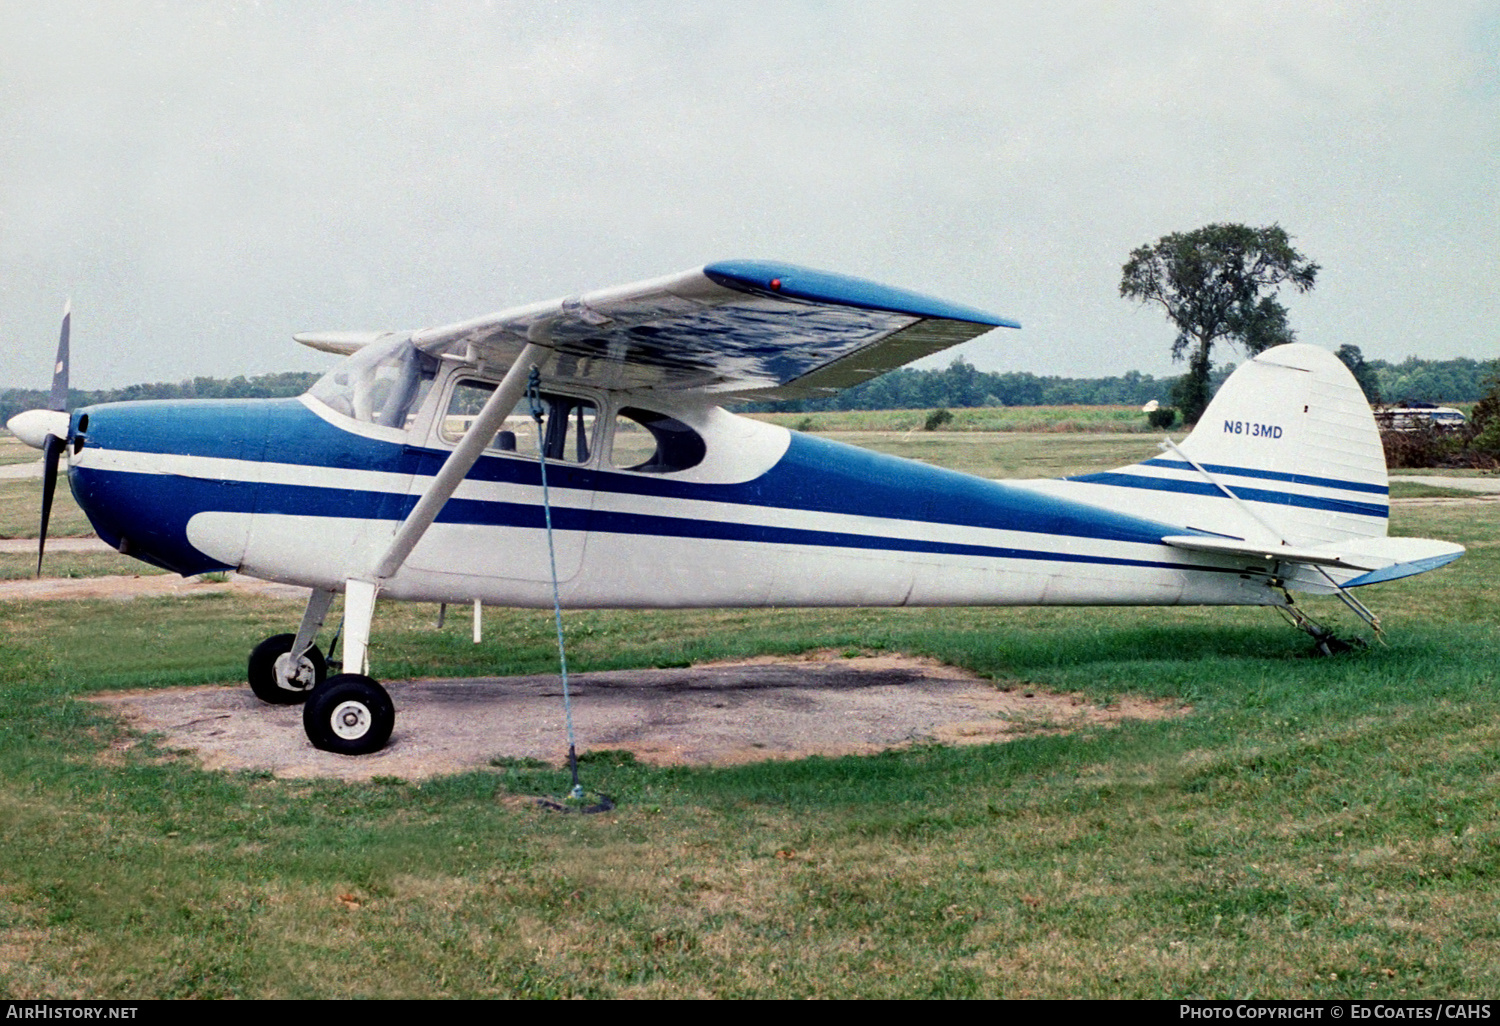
xmin=248 ymin=633 xmax=326 ymax=705
xmin=1276 ymin=596 xmax=1369 ymax=657
xmin=304 ymin=674 xmax=395 ymax=755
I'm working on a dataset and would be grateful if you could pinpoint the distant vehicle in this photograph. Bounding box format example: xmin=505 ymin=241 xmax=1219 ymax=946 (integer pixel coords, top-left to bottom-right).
xmin=1375 ymin=402 xmax=1467 ymax=431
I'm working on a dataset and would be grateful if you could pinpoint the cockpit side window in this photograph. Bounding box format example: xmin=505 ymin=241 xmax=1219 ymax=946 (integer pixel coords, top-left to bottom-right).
xmin=309 ymin=337 xmax=437 ymax=430
xmin=610 ymin=407 xmax=706 ymax=474
xmin=441 ymin=380 xmax=597 ymax=464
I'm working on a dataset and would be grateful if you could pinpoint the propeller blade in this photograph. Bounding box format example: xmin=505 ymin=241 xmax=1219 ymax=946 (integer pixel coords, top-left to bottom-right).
xmin=49 ymin=300 xmax=71 ymax=413
xmin=37 ymin=433 xmax=64 ymax=577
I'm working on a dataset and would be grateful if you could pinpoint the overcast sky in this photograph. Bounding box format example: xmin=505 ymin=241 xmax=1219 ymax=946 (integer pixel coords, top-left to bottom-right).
xmin=2 ymin=2 xmax=1495 ymax=389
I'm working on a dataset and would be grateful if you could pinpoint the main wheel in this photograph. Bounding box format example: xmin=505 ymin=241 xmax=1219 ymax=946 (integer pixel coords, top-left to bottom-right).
xmin=248 ymin=633 xmax=326 ymax=705
xmin=303 ymin=674 xmax=395 ymax=755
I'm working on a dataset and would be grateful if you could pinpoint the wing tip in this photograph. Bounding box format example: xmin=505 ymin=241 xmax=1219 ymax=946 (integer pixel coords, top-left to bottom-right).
xmin=703 ymin=260 xmax=1019 ymax=329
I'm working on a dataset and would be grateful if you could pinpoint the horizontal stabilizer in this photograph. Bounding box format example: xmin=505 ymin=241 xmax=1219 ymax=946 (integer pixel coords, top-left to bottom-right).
xmin=1338 ymin=538 xmax=1466 ymax=586
xmin=1162 ymin=534 xmax=1464 ymax=585
xmin=293 ymin=331 xmax=398 ymax=355
xmin=1161 ymin=535 xmax=1383 ymax=570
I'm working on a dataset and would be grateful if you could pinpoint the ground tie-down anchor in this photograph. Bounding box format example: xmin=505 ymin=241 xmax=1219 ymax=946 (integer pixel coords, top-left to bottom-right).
xmin=534 ymin=744 xmax=614 ymax=813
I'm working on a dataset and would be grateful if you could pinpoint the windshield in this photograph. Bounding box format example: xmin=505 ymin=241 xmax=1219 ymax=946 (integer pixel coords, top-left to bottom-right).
xmin=309 ymin=336 xmax=437 ymax=429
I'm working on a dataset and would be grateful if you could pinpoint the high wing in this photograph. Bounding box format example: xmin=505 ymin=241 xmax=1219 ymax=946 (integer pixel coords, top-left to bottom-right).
xmin=296 ymin=261 xmax=1018 ymax=398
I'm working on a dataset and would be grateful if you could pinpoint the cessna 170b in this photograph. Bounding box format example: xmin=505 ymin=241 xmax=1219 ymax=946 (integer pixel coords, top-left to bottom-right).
xmin=7 ymin=261 xmax=1464 ymax=756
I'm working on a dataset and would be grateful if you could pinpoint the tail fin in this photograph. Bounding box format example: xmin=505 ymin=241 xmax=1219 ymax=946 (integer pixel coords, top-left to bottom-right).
xmin=1012 ymin=344 xmax=1465 ymax=592
xmin=1162 ymin=343 xmax=1388 ymax=545
xmin=1025 ymin=344 xmax=1389 ymax=546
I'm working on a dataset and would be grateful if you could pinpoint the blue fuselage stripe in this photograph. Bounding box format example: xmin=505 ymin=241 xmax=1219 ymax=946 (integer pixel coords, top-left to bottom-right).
xmin=1068 ymin=471 xmax=1389 ymax=519
xmin=587 ymin=507 xmax=1236 ymax=574
xmin=74 ymin=398 xmax=1307 ymax=578
xmin=1135 ymin=458 xmax=1389 ymax=496
xmin=75 ymin=467 xmax=1241 ymax=579
xmin=77 ymin=398 xmax=1199 ymax=545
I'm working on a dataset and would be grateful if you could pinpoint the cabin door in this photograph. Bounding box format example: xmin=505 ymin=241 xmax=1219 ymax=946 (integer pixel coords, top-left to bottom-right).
xmin=405 ymin=377 xmax=598 ymax=584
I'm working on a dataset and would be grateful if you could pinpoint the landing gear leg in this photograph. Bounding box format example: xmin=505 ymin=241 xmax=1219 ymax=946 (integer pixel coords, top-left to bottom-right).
xmin=302 ymin=579 xmax=395 ymax=754
xmin=248 ymin=589 xmax=334 ymax=704
xmin=291 ymin=587 xmax=336 ymax=669
xmin=338 ymin=579 xmax=378 ymax=678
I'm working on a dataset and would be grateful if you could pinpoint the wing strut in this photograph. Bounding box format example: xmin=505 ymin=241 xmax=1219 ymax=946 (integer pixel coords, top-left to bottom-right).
xmin=376 ymin=342 xmax=546 ymax=581
xmin=338 ymin=342 xmax=545 ymax=676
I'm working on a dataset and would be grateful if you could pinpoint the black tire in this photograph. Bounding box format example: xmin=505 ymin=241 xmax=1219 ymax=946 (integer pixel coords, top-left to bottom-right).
xmin=303 ymin=674 xmax=395 ymax=755
xmin=248 ymin=633 xmax=326 ymax=705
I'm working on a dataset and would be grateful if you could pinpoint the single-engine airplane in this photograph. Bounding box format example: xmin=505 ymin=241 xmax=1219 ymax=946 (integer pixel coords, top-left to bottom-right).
xmin=7 ymin=262 xmax=1464 ymax=755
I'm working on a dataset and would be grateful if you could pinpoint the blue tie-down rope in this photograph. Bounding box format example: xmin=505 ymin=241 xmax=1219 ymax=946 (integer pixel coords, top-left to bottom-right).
xmin=527 ymin=368 xmax=613 ymax=814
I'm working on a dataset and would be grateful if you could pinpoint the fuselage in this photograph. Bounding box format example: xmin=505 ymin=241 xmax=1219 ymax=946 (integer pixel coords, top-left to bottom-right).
xmin=64 ymin=366 xmax=1280 ymax=611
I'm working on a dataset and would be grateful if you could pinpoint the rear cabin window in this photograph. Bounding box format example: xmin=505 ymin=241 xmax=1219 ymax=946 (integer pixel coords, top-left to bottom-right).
xmin=442 ymin=381 xmax=597 ymax=464
xmin=610 ymin=408 xmax=706 ymax=474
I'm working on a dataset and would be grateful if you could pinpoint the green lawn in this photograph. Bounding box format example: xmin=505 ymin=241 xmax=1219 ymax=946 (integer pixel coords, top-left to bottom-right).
xmin=0 ymin=415 xmax=1494 ymax=998
xmin=750 ymin=405 xmax=1156 ymax=433
xmin=0 ymin=436 xmax=43 ymax=466
xmin=833 ymin=430 xmax=1162 ymax=479
xmin=1387 ymin=482 xmax=1483 ymax=499
xmin=0 ymin=476 xmax=94 ymax=539
xmin=0 ymin=496 xmax=1493 ymax=996
xmin=0 ymin=551 xmax=169 ymax=581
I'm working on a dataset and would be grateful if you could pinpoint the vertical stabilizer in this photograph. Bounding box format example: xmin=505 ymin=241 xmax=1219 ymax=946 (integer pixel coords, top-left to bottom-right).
xmin=1015 ymin=344 xmax=1388 ymax=546
xmin=1172 ymin=344 xmax=1387 ymax=544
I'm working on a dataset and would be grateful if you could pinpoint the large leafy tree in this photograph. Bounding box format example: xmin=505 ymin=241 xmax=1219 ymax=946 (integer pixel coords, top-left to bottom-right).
xmin=1120 ymin=223 xmax=1319 ymax=423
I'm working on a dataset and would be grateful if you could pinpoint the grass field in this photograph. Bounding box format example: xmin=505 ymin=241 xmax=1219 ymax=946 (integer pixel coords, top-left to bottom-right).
xmin=1388 ymin=483 xmax=1484 ymax=499
xmin=750 ymin=405 xmax=1156 ymax=433
xmin=0 ymin=475 xmax=96 ymax=540
xmin=0 ymin=551 xmax=170 ymax=581
xmin=0 ymin=435 xmax=42 ymax=466
xmin=0 ymin=423 xmax=1497 ymax=996
xmin=1391 ymin=468 xmax=1499 ymax=479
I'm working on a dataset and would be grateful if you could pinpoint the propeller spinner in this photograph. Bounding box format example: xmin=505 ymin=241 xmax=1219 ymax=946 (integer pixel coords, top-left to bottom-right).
xmin=5 ymin=301 xmax=72 ymax=576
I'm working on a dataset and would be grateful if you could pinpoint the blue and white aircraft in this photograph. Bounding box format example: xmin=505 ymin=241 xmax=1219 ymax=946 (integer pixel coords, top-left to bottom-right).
xmin=6 ymin=262 xmax=1464 ymax=755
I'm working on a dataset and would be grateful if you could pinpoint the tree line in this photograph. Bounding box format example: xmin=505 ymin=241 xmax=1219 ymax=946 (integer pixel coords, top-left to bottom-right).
xmin=1114 ymin=223 xmax=1495 ymax=422
xmin=745 ymin=353 xmax=1493 ymax=414
xmin=0 ymin=371 xmax=320 ymax=425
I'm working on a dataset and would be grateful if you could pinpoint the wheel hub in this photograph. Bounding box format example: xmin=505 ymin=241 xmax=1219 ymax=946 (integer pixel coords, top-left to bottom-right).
xmin=330 ymin=701 xmax=372 ymax=740
xmin=273 ymin=652 xmax=316 ymax=691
